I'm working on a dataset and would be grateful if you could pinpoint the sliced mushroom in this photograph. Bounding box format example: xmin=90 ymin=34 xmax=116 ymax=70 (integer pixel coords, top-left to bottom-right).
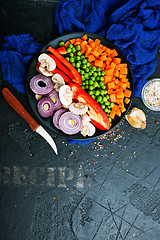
xmin=81 ymin=121 xmax=96 ymax=137
xmin=81 ymin=113 xmax=91 ymax=122
xmin=125 ymin=107 xmax=146 ymax=129
xmin=38 ymin=53 xmax=56 ymax=76
xmin=59 ymin=85 xmax=73 ymax=106
xmin=69 ymin=102 xmax=88 ymax=115
xmin=52 ymin=73 xmax=65 ymax=92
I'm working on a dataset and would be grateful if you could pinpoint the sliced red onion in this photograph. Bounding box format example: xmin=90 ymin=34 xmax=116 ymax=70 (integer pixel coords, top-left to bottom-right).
xmin=30 ymin=74 xmax=54 ymax=95
xmin=59 ymin=112 xmax=83 ymax=135
xmin=53 ymin=108 xmax=68 ymax=130
xmin=46 ymin=90 xmax=62 ymax=111
xmin=35 ymin=94 xmax=42 ymax=100
xmin=37 ymin=97 xmax=55 ymax=118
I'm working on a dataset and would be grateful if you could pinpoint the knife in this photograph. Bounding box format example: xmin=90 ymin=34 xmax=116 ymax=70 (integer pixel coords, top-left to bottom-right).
xmin=2 ymin=87 xmax=58 ymax=155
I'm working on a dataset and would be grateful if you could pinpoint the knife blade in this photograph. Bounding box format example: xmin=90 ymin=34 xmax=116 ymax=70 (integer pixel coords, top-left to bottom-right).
xmin=2 ymin=87 xmax=58 ymax=155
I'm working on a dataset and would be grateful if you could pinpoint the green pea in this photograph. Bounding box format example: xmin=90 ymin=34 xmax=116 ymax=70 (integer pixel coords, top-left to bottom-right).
xmin=77 ymin=68 xmax=81 ymax=73
xmin=91 ymin=76 xmax=95 ymax=81
xmin=85 ymin=67 xmax=89 ymax=73
xmin=93 ymin=82 xmax=99 ymax=88
xmin=92 ymin=66 xmax=97 ymax=71
xmin=103 ymin=97 xmax=107 ymax=102
xmin=75 ymin=45 xmax=81 ymax=50
xmin=81 ymin=64 xmax=87 ymax=69
xmin=102 ymin=85 xmax=106 ymax=90
xmin=85 ymin=85 xmax=89 ymax=89
xmin=81 ymin=75 xmax=85 ymax=81
xmin=99 ymin=81 xmax=105 ymax=87
xmin=100 ymin=90 xmax=105 ymax=95
xmin=89 ymin=86 xmax=94 ymax=91
xmin=96 ymin=96 xmax=102 ymax=102
xmin=89 ymin=80 xmax=94 ymax=85
xmin=81 ymin=86 xmax=85 ymax=90
xmin=109 ymin=118 xmax=112 ymax=122
xmin=97 ymin=67 xmax=101 ymax=72
xmin=101 ymin=71 xmax=105 ymax=76
xmin=88 ymin=72 xmax=93 ymax=76
xmin=95 ymin=90 xmax=100 ymax=96
xmin=105 ymin=101 xmax=110 ymax=105
xmin=84 ymin=73 xmax=89 ymax=79
xmin=72 ymin=62 xmax=76 ymax=67
xmin=69 ymin=52 xmax=74 ymax=57
xmin=88 ymin=90 xmax=93 ymax=96
xmin=68 ymin=44 xmax=73 ymax=48
xmin=87 ymin=62 xmax=91 ymax=67
xmin=76 ymin=56 xmax=81 ymax=61
xmin=76 ymin=62 xmax=81 ymax=68
xmin=100 ymin=76 xmax=104 ymax=81
xmin=70 ymin=57 xmax=75 ymax=63
xmin=92 ymin=95 xmax=96 ymax=99
xmin=98 ymin=72 xmax=101 ymax=76
xmin=59 ymin=41 xmax=65 ymax=46
xmin=67 ymin=48 xmax=72 ymax=53
xmin=93 ymin=72 xmax=98 ymax=77
xmin=72 ymin=47 xmax=76 ymax=53
xmin=101 ymin=105 xmax=105 ymax=110
xmin=111 ymin=103 xmax=114 ymax=108
xmin=65 ymin=57 xmax=69 ymax=61
xmin=80 ymin=70 xmax=85 ymax=75
xmin=85 ymin=80 xmax=89 ymax=84
xmin=106 ymin=95 xmax=110 ymax=100
xmin=81 ymin=55 xmax=85 ymax=60
xmin=96 ymin=76 xmax=100 ymax=81
xmin=77 ymin=51 xmax=82 ymax=56
xmin=104 ymin=108 xmax=109 ymax=113
xmin=82 ymin=59 xmax=87 ymax=64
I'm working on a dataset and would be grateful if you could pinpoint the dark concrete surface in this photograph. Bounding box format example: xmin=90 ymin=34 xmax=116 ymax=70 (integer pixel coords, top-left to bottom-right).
xmin=0 ymin=1 xmax=160 ymax=240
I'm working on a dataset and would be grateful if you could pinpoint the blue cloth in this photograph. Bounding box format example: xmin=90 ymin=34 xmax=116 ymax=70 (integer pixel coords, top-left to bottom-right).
xmin=55 ymin=0 xmax=160 ymax=98
xmin=0 ymin=34 xmax=42 ymax=94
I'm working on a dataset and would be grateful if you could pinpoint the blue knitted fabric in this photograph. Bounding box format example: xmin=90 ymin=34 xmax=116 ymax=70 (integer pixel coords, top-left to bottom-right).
xmin=55 ymin=0 xmax=160 ymax=98
xmin=0 ymin=34 xmax=42 ymax=94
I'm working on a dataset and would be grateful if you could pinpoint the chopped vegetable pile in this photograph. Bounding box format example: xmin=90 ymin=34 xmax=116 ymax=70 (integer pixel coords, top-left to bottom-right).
xmin=29 ymin=34 xmax=132 ymax=137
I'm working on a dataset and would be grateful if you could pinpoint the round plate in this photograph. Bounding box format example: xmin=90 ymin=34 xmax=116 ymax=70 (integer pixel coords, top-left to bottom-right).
xmin=26 ymin=32 xmax=134 ymax=140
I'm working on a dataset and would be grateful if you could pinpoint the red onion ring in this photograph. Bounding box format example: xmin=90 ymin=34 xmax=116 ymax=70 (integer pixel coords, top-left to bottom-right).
xmin=59 ymin=112 xmax=83 ymax=135
xmin=46 ymin=90 xmax=62 ymax=111
xmin=30 ymin=74 xmax=54 ymax=95
xmin=53 ymin=108 xmax=68 ymax=130
xmin=37 ymin=97 xmax=55 ymax=118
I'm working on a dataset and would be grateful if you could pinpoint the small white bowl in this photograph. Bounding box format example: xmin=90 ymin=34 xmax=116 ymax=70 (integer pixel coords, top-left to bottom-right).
xmin=141 ymin=78 xmax=160 ymax=111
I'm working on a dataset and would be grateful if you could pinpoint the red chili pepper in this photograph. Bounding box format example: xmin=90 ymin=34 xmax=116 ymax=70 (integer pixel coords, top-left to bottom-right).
xmin=47 ymin=46 xmax=82 ymax=85
xmin=47 ymin=54 xmax=73 ymax=80
xmin=69 ymin=83 xmax=110 ymax=130
xmin=52 ymin=68 xmax=72 ymax=84
xmin=56 ymin=47 xmax=67 ymax=55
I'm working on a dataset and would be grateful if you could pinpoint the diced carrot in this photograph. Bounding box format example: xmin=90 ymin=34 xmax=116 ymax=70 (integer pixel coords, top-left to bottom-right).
xmin=81 ymin=41 xmax=88 ymax=50
xmin=109 ymin=93 xmax=116 ymax=103
xmin=64 ymin=41 xmax=70 ymax=47
xmin=104 ymin=75 xmax=112 ymax=84
xmin=108 ymin=82 xmax=116 ymax=89
xmin=88 ymin=54 xmax=95 ymax=62
xmin=95 ymin=39 xmax=101 ymax=45
xmin=69 ymin=39 xmax=76 ymax=44
xmin=120 ymin=67 xmax=128 ymax=75
xmin=115 ymin=108 xmax=121 ymax=117
xmin=125 ymin=98 xmax=130 ymax=104
xmin=89 ymin=41 xmax=95 ymax=49
xmin=81 ymin=35 xmax=87 ymax=41
xmin=120 ymin=106 xmax=126 ymax=113
xmin=109 ymin=110 xmax=115 ymax=119
xmin=94 ymin=60 xmax=103 ymax=68
xmin=92 ymin=51 xmax=100 ymax=58
xmin=126 ymin=82 xmax=130 ymax=88
xmin=100 ymin=55 xmax=108 ymax=61
xmin=107 ymin=89 xmax=115 ymax=95
xmin=124 ymin=89 xmax=132 ymax=98
xmin=113 ymin=70 xmax=119 ymax=78
xmin=114 ymin=79 xmax=120 ymax=85
xmin=113 ymin=58 xmax=121 ymax=64
xmin=105 ymin=69 xmax=114 ymax=76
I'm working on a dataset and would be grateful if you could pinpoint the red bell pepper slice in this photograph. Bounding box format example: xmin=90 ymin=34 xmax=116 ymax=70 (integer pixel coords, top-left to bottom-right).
xmin=47 ymin=46 xmax=82 ymax=85
xmin=47 ymin=54 xmax=73 ymax=80
xmin=69 ymin=83 xmax=110 ymax=130
xmin=52 ymin=68 xmax=72 ymax=84
xmin=56 ymin=47 xmax=67 ymax=55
